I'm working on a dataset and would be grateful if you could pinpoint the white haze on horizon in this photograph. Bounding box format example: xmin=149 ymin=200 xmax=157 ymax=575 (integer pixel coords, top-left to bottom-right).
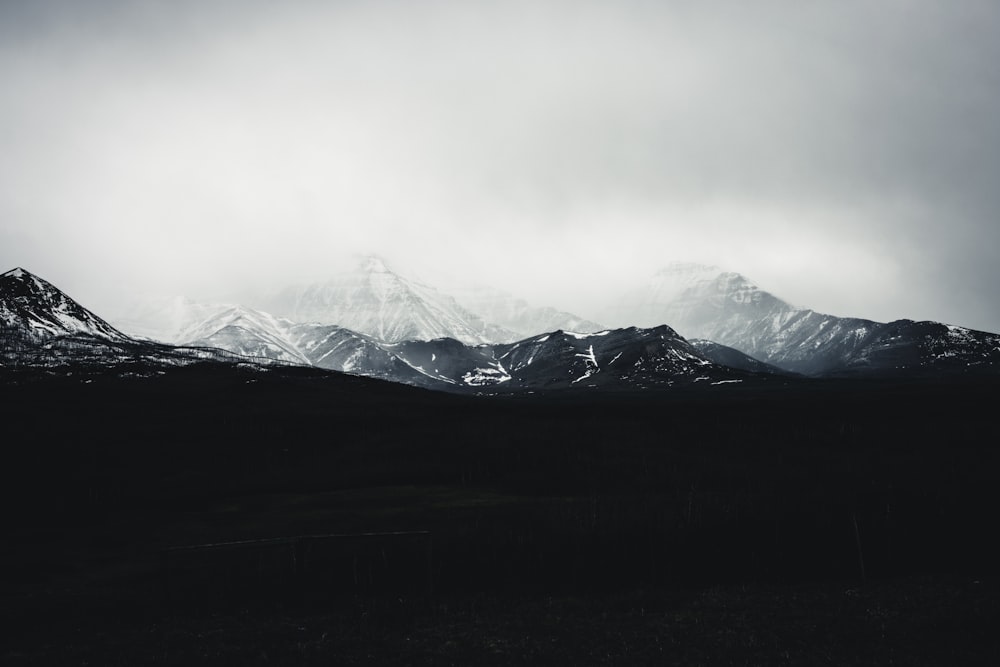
xmin=2 ymin=1 xmax=999 ymax=332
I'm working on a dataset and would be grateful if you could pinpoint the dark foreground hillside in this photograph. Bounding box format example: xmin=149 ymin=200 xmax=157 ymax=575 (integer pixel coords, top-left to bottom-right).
xmin=2 ymin=364 xmax=999 ymax=664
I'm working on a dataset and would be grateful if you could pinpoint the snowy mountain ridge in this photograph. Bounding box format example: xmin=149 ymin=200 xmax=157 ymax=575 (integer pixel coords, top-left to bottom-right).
xmin=614 ymin=264 xmax=1000 ymax=375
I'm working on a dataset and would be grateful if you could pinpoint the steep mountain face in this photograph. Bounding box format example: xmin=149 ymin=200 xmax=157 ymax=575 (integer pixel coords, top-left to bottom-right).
xmin=1 ymin=268 xmax=128 ymax=342
xmin=258 ymin=256 xmax=515 ymax=344
xmin=448 ymin=284 xmax=604 ymax=341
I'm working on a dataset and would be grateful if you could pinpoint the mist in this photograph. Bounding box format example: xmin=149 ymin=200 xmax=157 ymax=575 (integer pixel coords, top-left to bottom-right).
xmin=2 ymin=0 xmax=999 ymax=330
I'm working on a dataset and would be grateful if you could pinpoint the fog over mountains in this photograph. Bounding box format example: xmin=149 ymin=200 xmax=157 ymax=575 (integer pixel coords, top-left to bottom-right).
xmin=4 ymin=256 xmax=1000 ymax=391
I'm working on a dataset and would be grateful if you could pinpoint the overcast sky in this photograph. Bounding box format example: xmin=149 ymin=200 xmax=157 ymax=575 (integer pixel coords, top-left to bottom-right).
xmin=2 ymin=0 xmax=999 ymax=330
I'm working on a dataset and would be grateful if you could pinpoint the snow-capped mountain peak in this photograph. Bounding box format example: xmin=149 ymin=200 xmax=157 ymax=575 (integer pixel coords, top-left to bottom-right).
xmin=256 ymin=255 xmax=517 ymax=344
xmin=1 ymin=267 xmax=127 ymax=341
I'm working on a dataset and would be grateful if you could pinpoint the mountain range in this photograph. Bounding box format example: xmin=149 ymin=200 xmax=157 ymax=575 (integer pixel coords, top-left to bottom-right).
xmin=0 ymin=266 xmax=772 ymax=391
xmin=4 ymin=259 xmax=1000 ymax=390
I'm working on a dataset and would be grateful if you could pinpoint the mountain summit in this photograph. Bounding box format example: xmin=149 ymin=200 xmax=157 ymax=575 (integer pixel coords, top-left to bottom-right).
xmin=257 ymin=255 xmax=516 ymax=344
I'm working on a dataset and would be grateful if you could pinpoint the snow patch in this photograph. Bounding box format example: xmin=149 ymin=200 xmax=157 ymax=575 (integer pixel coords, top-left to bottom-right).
xmin=565 ymin=330 xmax=611 ymax=339
xmin=572 ymin=344 xmax=599 ymax=384
xmin=462 ymin=362 xmax=511 ymax=386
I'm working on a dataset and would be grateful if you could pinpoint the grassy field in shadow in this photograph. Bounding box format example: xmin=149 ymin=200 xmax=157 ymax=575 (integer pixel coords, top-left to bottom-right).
xmin=2 ymin=364 xmax=999 ymax=663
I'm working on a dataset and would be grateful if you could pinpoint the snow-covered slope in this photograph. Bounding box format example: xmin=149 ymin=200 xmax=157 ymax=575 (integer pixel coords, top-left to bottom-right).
xmin=258 ymin=256 xmax=516 ymax=344
xmin=613 ymin=263 xmax=1000 ymax=376
xmin=182 ymin=306 xmax=311 ymax=365
xmin=0 ymin=268 xmax=129 ymax=341
xmin=658 ymin=272 xmax=877 ymax=374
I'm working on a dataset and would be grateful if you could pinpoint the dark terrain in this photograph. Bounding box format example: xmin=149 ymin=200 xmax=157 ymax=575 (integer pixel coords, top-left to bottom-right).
xmin=2 ymin=363 xmax=999 ymax=664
